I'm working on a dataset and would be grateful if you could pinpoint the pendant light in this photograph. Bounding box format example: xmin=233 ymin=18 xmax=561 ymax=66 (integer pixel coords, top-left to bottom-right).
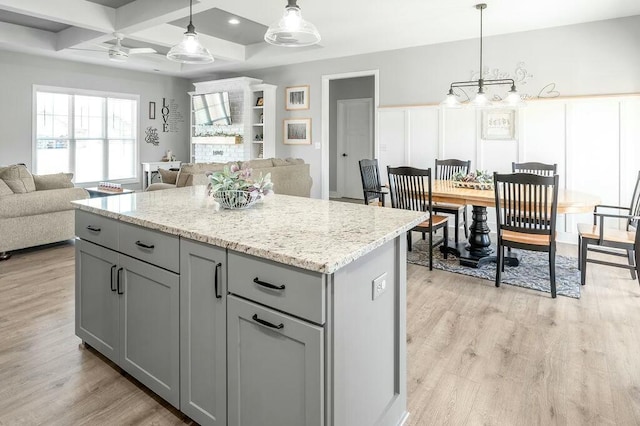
xmin=442 ymin=4 xmax=524 ymax=108
xmin=264 ymin=0 xmax=321 ymax=47
xmin=167 ymin=0 xmax=214 ymax=64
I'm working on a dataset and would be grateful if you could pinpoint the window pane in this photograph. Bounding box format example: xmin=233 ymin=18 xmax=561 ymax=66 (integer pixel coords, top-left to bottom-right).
xmin=75 ymin=139 xmax=104 ymax=183
xmin=37 ymin=92 xmax=70 ymax=139
xmin=75 ymin=96 xmax=104 ymax=138
xmin=108 ymin=98 xmax=136 ymax=139
xmin=35 ymin=139 xmax=70 ymax=174
xmin=108 ymin=139 xmax=136 ymax=179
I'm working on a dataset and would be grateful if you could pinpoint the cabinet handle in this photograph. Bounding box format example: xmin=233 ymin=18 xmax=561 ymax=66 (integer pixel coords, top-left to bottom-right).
xmin=252 ymin=314 xmax=284 ymax=330
xmin=135 ymin=241 xmax=155 ymax=249
xmin=86 ymin=225 xmax=101 ymax=232
xmin=253 ymin=277 xmax=285 ymax=291
xmin=117 ymin=267 xmax=124 ymax=295
xmin=110 ymin=265 xmax=117 ymax=292
xmin=214 ymin=262 xmax=222 ymax=299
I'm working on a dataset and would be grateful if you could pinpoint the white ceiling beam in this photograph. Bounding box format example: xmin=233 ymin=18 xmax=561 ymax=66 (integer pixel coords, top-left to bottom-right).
xmin=56 ymin=27 xmax=111 ymax=51
xmin=0 ymin=0 xmax=115 ymax=32
xmin=132 ymin=24 xmax=246 ymax=62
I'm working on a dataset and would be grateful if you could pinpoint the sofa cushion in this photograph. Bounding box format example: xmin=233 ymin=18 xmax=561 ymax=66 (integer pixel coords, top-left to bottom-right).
xmin=0 ymin=179 xmax=12 ymax=197
xmin=33 ymin=173 xmax=74 ymax=190
xmin=272 ymin=157 xmax=305 ymax=166
xmin=0 ymin=164 xmax=36 ymax=193
xmin=176 ymin=162 xmax=226 ymax=187
xmin=0 ymin=187 xmax=89 ymax=219
xmin=241 ymin=159 xmax=275 ymax=169
xmin=158 ymin=168 xmax=178 ymax=184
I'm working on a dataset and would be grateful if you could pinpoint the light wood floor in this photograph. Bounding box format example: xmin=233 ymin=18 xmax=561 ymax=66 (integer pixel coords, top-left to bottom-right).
xmin=1 ymin=241 xmax=639 ymax=425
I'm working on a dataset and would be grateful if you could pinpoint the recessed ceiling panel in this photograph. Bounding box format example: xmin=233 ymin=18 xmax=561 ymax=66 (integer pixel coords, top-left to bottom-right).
xmin=170 ymin=8 xmax=267 ymax=46
xmin=0 ymin=10 xmax=70 ymax=32
xmin=85 ymin=0 xmax=138 ymax=8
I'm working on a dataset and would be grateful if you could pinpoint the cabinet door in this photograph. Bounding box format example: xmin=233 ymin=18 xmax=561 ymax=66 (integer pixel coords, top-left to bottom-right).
xmin=118 ymin=254 xmax=180 ymax=408
xmin=227 ymin=295 xmax=324 ymax=426
xmin=75 ymin=239 xmax=119 ymax=364
xmin=180 ymin=239 xmax=227 ymax=425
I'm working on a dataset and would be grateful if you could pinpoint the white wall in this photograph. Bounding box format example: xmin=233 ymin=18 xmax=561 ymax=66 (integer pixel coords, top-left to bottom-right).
xmin=201 ymin=15 xmax=640 ymax=199
xmin=0 ymin=51 xmax=191 ymax=189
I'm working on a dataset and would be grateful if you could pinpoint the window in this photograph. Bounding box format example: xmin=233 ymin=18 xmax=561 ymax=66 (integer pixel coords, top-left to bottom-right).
xmin=34 ymin=87 xmax=138 ymax=184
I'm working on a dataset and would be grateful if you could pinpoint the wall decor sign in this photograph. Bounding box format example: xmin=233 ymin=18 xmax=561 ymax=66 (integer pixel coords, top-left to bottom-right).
xmin=482 ymin=110 xmax=515 ymax=140
xmin=283 ymin=118 xmax=311 ymax=145
xmin=161 ymin=97 xmax=184 ymax=133
xmin=148 ymin=102 xmax=156 ymax=119
xmin=285 ymin=85 xmax=309 ymax=110
xmin=145 ymin=127 xmax=160 ymax=145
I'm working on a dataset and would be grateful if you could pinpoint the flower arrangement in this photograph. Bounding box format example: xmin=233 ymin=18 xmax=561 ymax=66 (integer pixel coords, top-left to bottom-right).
xmin=207 ymin=164 xmax=273 ymax=209
xmin=451 ymin=170 xmax=494 ymax=190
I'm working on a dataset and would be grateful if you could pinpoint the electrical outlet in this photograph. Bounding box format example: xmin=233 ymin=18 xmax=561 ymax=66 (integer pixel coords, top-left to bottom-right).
xmin=372 ymin=273 xmax=387 ymax=300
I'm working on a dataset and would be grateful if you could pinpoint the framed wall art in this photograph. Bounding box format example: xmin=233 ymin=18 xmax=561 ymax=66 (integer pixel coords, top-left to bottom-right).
xmin=283 ymin=118 xmax=311 ymax=145
xmin=482 ymin=109 xmax=515 ymax=140
xmin=285 ymin=85 xmax=309 ymax=110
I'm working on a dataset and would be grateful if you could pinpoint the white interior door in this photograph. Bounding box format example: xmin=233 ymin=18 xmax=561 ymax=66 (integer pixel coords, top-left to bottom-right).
xmin=337 ymin=98 xmax=373 ymax=199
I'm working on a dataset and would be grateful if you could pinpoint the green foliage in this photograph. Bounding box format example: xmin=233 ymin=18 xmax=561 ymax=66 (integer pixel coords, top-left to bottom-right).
xmin=452 ymin=170 xmax=492 ymax=184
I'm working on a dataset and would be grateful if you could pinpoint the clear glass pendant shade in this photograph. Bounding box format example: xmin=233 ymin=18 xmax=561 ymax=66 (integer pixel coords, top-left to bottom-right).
xmin=264 ymin=3 xmax=321 ymax=47
xmin=167 ymin=25 xmax=213 ymax=64
xmin=503 ymin=88 xmax=525 ymax=107
xmin=440 ymin=91 xmax=462 ymax=108
xmin=471 ymin=91 xmax=493 ymax=107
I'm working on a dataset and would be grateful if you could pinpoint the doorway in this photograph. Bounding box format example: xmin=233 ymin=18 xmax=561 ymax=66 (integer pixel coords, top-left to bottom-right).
xmin=336 ymin=98 xmax=373 ymax=199
xmin=321 ymin=70 xmax=379 ymax=200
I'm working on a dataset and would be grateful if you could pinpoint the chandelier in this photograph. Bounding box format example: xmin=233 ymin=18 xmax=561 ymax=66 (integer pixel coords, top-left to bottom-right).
xmin=442 ymin=4 xmax=524 ymax=108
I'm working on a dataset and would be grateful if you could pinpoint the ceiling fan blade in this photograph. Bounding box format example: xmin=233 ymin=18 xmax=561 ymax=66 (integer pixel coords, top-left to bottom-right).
xmin=127 ymin=47 xmax=157 ymax=55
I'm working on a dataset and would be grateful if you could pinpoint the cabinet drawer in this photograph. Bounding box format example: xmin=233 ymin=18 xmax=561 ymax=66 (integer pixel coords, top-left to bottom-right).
xmin=119 ymin=222 xmax=179 ymax=273
xmin=75 ymin=210 xmax=118 ymax=250
xmin=228 ymin=251 xmax=325 ymax=325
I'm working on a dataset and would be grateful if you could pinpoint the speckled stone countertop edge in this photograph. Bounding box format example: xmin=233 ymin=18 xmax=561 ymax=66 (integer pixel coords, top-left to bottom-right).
xmin=72 ymin=202 xmax=427 ymax=274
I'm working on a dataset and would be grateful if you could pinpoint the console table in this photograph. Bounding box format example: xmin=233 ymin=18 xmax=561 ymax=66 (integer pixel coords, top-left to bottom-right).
xmin=142 ymin=161 xmax=181 ymax=189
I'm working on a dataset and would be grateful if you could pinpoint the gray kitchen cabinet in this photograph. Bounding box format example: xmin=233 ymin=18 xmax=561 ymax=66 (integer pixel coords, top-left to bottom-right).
xmin=227 ymin=295 xmax=324 ymax=426
xmin=179 ymin=239 xmax=227 ymax=425
xmin=75 ymin=239 xmax=120 ymax=364
xmin=75 ymin=225 xmax=180 ymax=408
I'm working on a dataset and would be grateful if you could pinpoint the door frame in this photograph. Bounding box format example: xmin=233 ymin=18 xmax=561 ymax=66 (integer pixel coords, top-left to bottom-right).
xmin=336 ymin=98 xmax=374 ymax=199
xmin=321 ymin=70 xmax=379 ymax=200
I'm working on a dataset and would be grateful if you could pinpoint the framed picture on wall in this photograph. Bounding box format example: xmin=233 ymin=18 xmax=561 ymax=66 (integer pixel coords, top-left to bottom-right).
xmin=285 ymin=85 xmax=310 ymax=110
xmin=283 ymin=118 xmax=311 ymax=145
xmin=482 ymin=109 xmax=515 ymax=140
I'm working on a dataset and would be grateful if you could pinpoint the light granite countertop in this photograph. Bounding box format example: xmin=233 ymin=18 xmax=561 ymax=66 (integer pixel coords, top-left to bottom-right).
xmin=72 ymin=186 xmax=428 ymax=274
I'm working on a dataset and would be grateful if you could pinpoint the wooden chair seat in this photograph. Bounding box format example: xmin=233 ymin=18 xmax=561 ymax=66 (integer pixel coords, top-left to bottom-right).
xmin=577 ymin=223 xmax=635 ymax=244
xmin=502 ymin=230 xmax=553 ymax=246
xmin=415 ymin=215 xmax=448 ymax=229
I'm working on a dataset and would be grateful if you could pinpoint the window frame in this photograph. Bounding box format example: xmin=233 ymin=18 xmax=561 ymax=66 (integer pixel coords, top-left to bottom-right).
xmin=32 ymin=85 xmax=140 ymax=186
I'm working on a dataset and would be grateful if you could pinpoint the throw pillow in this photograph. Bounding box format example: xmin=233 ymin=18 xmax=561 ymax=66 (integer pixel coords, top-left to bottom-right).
xmin=0 ymin=179 xmax=12 ymax=196
xmin=176 ymin=172 xmax=193 ymax=187
xmin=0 ymin=164 xmax=36 ymax=193
xmin=158 ymin=168 xmax=178 ymax=184
xmin=271 ymin=158 xmax=288 ymax=166
xmin=33 ymin=173 xmax=74 ymax=190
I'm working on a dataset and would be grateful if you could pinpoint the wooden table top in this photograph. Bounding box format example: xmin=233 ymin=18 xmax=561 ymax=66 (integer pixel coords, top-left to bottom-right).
xmin=431 ymin=180 xmax=601 ymax=214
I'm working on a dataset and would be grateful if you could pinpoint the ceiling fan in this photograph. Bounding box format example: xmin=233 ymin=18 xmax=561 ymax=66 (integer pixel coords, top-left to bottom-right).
xmin=70 ymin=33 xmax=157 ymax=62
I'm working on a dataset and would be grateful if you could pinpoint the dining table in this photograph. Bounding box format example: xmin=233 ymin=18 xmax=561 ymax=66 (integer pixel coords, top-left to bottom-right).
xmin=431 ymin=180 xmax=601 ymax=268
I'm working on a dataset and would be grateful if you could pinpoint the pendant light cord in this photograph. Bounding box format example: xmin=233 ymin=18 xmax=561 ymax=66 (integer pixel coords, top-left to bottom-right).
xmin=189 ymin=0 xmax=193 ymax=26
xmin=479 ymin=5 xmax=483 ymax=79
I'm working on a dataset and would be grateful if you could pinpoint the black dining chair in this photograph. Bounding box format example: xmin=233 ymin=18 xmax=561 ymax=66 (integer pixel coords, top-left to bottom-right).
xmin=387 ymin=166 xmax=448 ymax=270
xmin=494 ymin=172 xmax=559 ymax=297
xmin=578 ymin=171 xmax=640 ymax=286
xmin=359 ymin=159 xmax=388 ymax=206
xmin=434 ymin=159 xmax=471 ymax=245
xmin=512 ymin=162 xmax=557 ymax=176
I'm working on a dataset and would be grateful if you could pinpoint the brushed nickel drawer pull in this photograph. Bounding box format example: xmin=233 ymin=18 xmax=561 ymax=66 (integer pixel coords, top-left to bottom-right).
xmin=86 ymin=225 xmax=101 ymax=232
xmin=214 ymin=262 xmax=222 ymax=299
xmin=252 ymin=314 xmax=284 ymax=330
xmin=135 ymin=241 xmax=155 ymax=249
xmin=253 ymin=277 xmax=285 ymax=290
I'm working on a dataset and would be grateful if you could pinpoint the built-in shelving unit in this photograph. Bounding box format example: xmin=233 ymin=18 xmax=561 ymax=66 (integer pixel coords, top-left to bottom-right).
xmin=249 ymin=84 xmax=276 ymax=159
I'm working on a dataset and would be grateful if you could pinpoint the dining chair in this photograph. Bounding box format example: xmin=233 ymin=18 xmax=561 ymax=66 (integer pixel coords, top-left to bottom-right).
xmin=434 ymin=159 xmax=471 ymax=245
xmin=577 ymin=171 xmax=640 ymax=286
xmin=512 ymin=162 xmax=557 ymax=176
xmin=494 ymin=172 xmax=559 ymax=297
xmin=359 ymin=159 xmax=388 ymax=207
xmin=387 ymin=166 xmax=448 ymax=270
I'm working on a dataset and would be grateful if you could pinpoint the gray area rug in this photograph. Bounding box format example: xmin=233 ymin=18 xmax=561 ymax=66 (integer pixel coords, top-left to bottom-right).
xmin=407 ymin=239 xmax=581 ymax=298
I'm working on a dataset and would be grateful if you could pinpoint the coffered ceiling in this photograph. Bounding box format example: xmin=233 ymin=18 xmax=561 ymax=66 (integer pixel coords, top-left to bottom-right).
xmin=0 ymin=0 xmax=638 ymax=78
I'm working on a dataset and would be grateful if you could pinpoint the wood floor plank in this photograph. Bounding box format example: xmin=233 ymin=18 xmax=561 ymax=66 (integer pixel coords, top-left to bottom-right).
xmin=1 ymin=240 xmax=640 ymax=425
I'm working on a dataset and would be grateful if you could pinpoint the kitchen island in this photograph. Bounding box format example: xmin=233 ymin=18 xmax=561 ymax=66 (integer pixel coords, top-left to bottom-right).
xmin=72 ymin=187 xmax=428 ymax=426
